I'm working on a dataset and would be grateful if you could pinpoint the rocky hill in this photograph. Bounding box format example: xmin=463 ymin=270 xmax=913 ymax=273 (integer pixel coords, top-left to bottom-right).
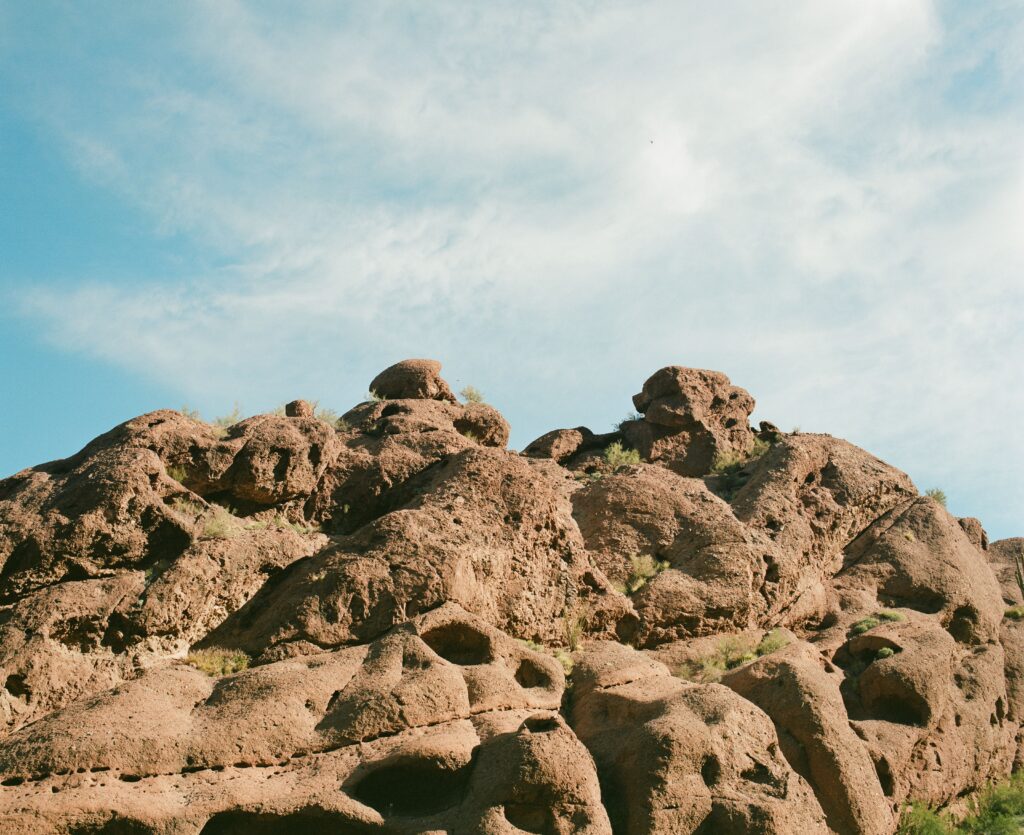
xmin=0 ymin=359 xmax=1020 ymax=834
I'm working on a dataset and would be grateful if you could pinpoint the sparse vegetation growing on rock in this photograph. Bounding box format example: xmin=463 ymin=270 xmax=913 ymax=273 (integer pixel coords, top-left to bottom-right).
xmin=897 ymin=771 xmax=1024 ymax=834
xmin=604 ymin=441 xmax=641 ymax=470
xmin=201 ymin=505 xmax=239 ymax=540
xmin=185 ymin=648 xmax=250 ymax=677
xmin=676 ymin=629 xmax=791 ymax=683
xmin=851 ymin=610 xmax=905 ymax=635
xmin=1005 ymin=606 xmax=1024 ymax=621
xmin=613 ymin=554 xmax=669 ymax=595
xmin=460 ymin=385 xmax=485 ymax=403
xmin=925 ymin=488 xmax=948 ymax=508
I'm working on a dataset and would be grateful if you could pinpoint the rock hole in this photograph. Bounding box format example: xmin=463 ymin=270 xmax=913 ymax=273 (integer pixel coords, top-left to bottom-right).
xmin=515 ymin=658 xmax=552 ymax=689
xmin=272 ymin=449 xmax=292 ymax=483
xmin=740 ymin=762 xmax=775 ymax=785
xmin=504 ymin=803 xmax=556 ymax=834
xmin=350 ymin=755 xmax=472 ymax=817
xmin=1 ymin=776 xmax=25 ymax=786
xmin=4 ymin=673 xmax=30 ymax=699
xmin=762 ymin=556 xmax=780 ymax=584
xmin=200 ymin=809 xmax=375 ymax=834
xmin=724 ymin=418 xmax=738 ymax=428
xmin=875 ymin=757 xmax=895 ymax=796
xmin=420 ymin=622 xmax=492 ymax=665
xmin=804 ymin=472 xmax=816 ymax=484
xmin=700 ymin=754 xmax=721 ymax=787
xmin=523 ymin=715 xmax=560 ymax=733
xmin=380 ymin=404 xmax=402 ymax=418
xmin=947 ymin=605 xmax=980 ymax=644
xmin=119 ymin=774 xmax=142 ymax=783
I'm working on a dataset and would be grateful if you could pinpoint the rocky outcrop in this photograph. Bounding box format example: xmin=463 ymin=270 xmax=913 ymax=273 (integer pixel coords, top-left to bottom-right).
xmin=0 ymin=360 xmax=1018 ymax=833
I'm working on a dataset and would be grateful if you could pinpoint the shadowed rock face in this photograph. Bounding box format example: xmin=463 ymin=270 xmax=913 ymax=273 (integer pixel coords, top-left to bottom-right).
xmin=0 ymin=359 xmax=1018 ymax=834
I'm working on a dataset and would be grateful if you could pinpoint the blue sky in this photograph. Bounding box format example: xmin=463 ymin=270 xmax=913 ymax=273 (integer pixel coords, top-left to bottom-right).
xmin=1 ymin=1 xmax=1022 ymax=540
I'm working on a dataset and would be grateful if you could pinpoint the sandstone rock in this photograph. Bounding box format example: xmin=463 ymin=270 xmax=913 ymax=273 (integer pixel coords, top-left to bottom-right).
xmin=723 ymin=641 xmax=893 ymax=835
xmin=570 ymin=641 xmax=828 ymax=834
xmin=284 ymin=399 xmax=313 ymax=417
xmin=0 ymin=364 xmax=1020 ymax=833
xmin=621 ymin=366 xmax=757 ymax=476
xmin=369 ymin=358 xmax=457 ymax=402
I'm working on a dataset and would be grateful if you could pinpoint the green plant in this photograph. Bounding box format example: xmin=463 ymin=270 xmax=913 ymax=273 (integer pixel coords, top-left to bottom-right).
xmin=755 ymin=629 xmax=789 ymax=656
xmin=876 ymin=647 xmax=896 ymax=660
xmin=171 ymin=497 xmax=206 ymax=519
xmin=202 ymin=505 xmax=238 ymax=540
xmin=563 ymin=604 xmax=587 ymax=652
xmin=604 ymin=441 xmax=641 ymax=470
xmin=614 ymin=554 xmax=669 ymax=595
xmin=897 ymin=801 xmax=950 ymax=835
xmin=314 ymin=405 xmax=340 ymax=425
xmin=961 ymin=773 xmax=1024 ymax=834
xmin=460 ymin=385 xmax=485 ymax=403
xmin=180 ymin=405 xmax=202 ymax=421
xmin=1005 ymin=606 xmax=1024 ymax=621
xmin=214 ymin=403 xmax=243 ymax=428
xmin=925 ymin=488 xmax=947 ymax=508
xmin=167 ymin=465 xmax=188 ymax=483
xmin=335 ymin=417 xmax=351 ymax=431
xmin=877 ymin=610 xmax=906 ymax=623
xmin=185 ymin=648 xmax=250 ymax=677
xmin=366 ymin=389 xmax=384 ymax=402
xmin=615 ymin=411 xmax=642 ymax=429
xmin=459 ymin=429 xmax=479 ymax=443
xmin=850 ymin=617 xmax=881 ymax=635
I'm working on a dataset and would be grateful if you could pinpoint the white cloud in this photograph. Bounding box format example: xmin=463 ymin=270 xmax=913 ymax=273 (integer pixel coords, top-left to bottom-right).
xmin=10 ymin=0 xmax=1024 ymax=537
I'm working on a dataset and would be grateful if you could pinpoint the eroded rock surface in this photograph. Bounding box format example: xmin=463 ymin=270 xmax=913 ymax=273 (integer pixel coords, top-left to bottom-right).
xmin=0 ymin=360 xmax=1018 ymax=833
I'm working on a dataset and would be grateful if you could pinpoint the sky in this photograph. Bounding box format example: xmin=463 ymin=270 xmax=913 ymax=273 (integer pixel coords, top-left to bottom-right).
xmin=1 ymin=1 xmax=1021 ymax=540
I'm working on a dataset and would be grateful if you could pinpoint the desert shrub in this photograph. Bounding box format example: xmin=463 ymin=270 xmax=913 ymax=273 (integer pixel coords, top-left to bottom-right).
xmin=1005 ymin=606 xmax=1024 ymax=621
xmin=563 ymin=605 xmax=587 ymax=652
xmin=878 ymin=610 xmax=906 ymax=623
xmin=604 ymin=441 xmax=641 ymax=470
xmin=460 ymin=385 xmax=485 ymax=403
xmin=167 ymin=465 xmax=188 ymax=483
xmin=755 ymin=629 xmax=789 ymax=656
xmin=366 ymin=389 xmax=384 ymax=402
xmin=185 ymin=648 xmax=250 ymax=677
xmin=615 ymin=554 xmax=669 ymax=595
xmin=925 ymin=488 xmax=948 ymax=508
xmin=314 ymin=405 xmax=340 ymax=424
xmin=961 ymin=772 xmax=1024 ymax=834
xmin=214 ymin=403 xmax=243 ymax=428
xmin=897 ymin=802 xmax=950 ymax=835
xmin=202 ymin=505 xmax=238 ymax=540
xmin=615 ymin=411 xmax=643 ymax=429
xmin=876 ymin=647 xmax=896 ymax=660
xmin=171 ymin=497 xmax=206 ymax=518
xmin=710 ymin=449 xmax=746 ymax=474
xmin=850 ymin=617 xmax=881 ymax=635
xmin=180 ymin=405 xmax=202 ymax=421
xmin=335 ymin=417 xmax=351 ymax=431
xmin=459 ymin=429 xmax=479 ymax=443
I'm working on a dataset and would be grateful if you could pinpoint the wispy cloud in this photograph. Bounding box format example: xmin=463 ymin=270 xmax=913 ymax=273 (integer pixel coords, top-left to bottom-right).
xmin=6 ymin=0 xmax=1024 ymax=536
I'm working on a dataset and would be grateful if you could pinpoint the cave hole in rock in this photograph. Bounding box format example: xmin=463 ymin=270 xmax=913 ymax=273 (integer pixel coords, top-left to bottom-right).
xmin=515 ymin=658 xmax=553 ymax=689
xmin=947 ymin=605 xmax=980 ymax=644
xmin=504 ymin=802 xmax=556 ymax=834
xmin=380 ymin=403 xmax=403 ymax=418
xmin=740 ymin=762 xmax=775 ymax=786
xmin=200 ymin=810 xmax=375 ymax=835
xmin=866 ymin=692 xmax=928 ymax=727
xmin=4 ymin=673 xmax=30 ymax=699
xmin=350 ymin=755 xmax=473 ymax=817
xmin=420 ymin=622 xmax=492 ymax=665
xmin=875 ymin=757 xmax=895 ymax=796
xmin=700 ymin=754 xmax=722 ymax=787
xmin=523 ymin=714 xmax=560 ymax=733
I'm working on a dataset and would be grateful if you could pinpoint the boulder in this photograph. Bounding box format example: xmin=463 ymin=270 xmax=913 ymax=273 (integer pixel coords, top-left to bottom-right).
xmin=368 ymin=358 xmax=457 ymax=402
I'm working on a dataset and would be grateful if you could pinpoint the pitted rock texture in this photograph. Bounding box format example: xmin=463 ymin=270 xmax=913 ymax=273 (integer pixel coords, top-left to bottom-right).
xmin=0 ymin=359 xmax=1018 ymax=834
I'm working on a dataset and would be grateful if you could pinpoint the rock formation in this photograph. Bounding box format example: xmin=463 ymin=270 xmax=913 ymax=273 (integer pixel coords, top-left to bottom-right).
xmin=0 ymin=360 xmax=1018 ymax=834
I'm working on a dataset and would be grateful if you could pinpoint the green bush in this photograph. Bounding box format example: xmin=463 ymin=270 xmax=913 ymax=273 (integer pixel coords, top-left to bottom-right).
xmin=850 ymin=617 xmax=881 ymax=635
xmin=1005 ymin=606 xmax=1024 ymax=621
xmin=897 ymin=802 xmax=950 ymax=835
xmin=878 ymin=610 xmax=906 ymax=623
xmin=185 ymin=648 xmax=250 ymax=677
xmin=615 ymin=411 xmax=642 ymax=429
xmin=202 ymin=505 xmax=238 ymax=540
xmin=614 ymin=554 xmax=669 ymax=595
xmin=925 ymin=488 xmax=948 ymax=508
xmin=366 ymin=389 xmax=384 ymax=402
xmin=180 ymin=405 xmax=202 ymax=421
xmin=604 ymin=441 xmax=641 ymax=470
xmin=876 ymin=647 xmax=896 ymax=660
xmin=213 ymin=403 xmax=243 ymax=428
xmin=460 ymin=385 xmax=485 ymax=403
xmin=167 ymin=465 xmax=188 ymax=483
xmin=755 ymin=629 xmax=789 ymax=656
